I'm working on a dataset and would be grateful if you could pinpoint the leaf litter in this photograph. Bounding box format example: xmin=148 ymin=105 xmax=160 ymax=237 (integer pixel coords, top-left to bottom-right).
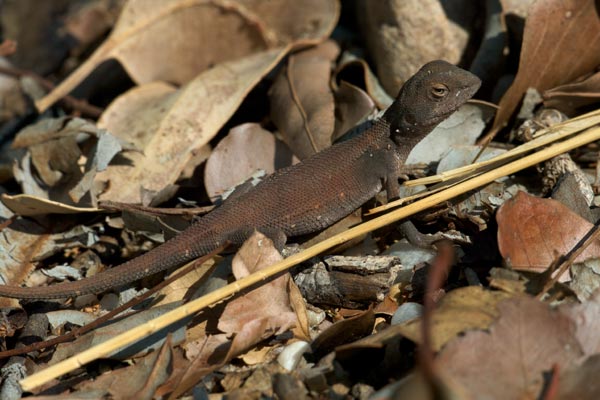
xmin=2 ymin=0 xmax=600 ymax=398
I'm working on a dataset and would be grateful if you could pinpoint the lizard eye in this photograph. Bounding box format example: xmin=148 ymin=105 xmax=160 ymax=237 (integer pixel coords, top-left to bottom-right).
xmin=430 ymin=83 xmax=449 ymax=99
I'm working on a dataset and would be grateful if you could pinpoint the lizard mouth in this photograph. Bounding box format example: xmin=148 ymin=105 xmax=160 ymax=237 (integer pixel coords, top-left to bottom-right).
xmin=420 ymin=108 xmax=458 ymax=127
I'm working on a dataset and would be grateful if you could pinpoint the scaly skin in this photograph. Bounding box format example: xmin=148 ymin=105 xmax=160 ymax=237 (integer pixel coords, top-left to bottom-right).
xmin=0 ymin=60 xmax=481 ymax=299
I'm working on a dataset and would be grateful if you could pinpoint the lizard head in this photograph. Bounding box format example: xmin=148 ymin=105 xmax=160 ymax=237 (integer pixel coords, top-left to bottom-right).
xmin=384 ymin=60 xmax=481 ymax=146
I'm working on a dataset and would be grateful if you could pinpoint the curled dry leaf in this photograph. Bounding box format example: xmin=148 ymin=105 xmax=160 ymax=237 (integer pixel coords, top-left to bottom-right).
xmin=96 ymin=48 xmax=289 ymax=205
xmin=437 ymin=296 xmax=583 ymax=399
xmin=562 ymin=288 xmax=600 ymax=356
xmin=543 ymin=71 xmax=600 ymax=115
xmin=51 ymin=303 xmax=186 ymax=363
xmin=36 ymin=0 xmax=341 ymax=112
xmin=492 ymin=0 xmax=600 ymax=132
xmin=218 ymin=231 xmax=300 ymax=338
xmin=168 ymin=232 xmax=303 ymax=397
xmin=331 ymin=82 xmax=377 ymax=142
xmin=397 ymin=286 xmax=512 ymax=351
xmin=75 ymin=336 xmax=174 ymax=398
xmin=335 ymin=53 xmax=394 ymax=109
xmin=204 ymin=123 xmax=298 ymax=202
xmin=496 ymin=191 xmax=600 ymax=279
xmin=0 ymin=194 xmax=98 ymax=216
xmin=311 ymin=307 xmax=375 ymax=359
xmin=9 ymin=117 xmax=132 ymax=208
xmin=269 ymin=40 xmax=339 ymax=159
xmin=556 ymin=355 xmax=600 ymax=400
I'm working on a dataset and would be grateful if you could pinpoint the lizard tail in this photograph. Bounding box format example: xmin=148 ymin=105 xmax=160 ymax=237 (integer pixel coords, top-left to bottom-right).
xmin=0 ymin=222 xmax=220 ymax=300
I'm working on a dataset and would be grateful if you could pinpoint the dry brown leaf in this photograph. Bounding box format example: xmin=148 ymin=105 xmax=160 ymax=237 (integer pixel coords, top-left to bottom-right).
xmin=334 ymin=56 xmax=394 ymax=109
xmin=97 ymin=81 xmax=176 ymax=150
xmin=543 ymin=71 xmax=600 ymax=115
xmin=496 ymin=191 xmax=600 ymax=278
xmin=556 ymin=354 xmax=600 ymax=400
xmin=169 ymin=232 xmax=302 ymax=398
xmin=36 ymin=0 xmax=341 ymax=112
xmin=336 ymin=287 xmax=512 ymax=358
xmin=9 ymin=116 xmax=135 ymax=207
xmin=155 ymin=256 xmax=218 ymax=306
xmin=311 ymin=307 xmax=375 ymax=359
xmin=172 ymin=334 xmax=231 ymax=398
xmin=331 ymin=82 xmax=377 ymax=142
xmin=561 ymin=288 xmax=600 ymax=357
xmin=218 ymin=231 xmax=299 ymax=337
xmin=554 ymin=294 xmax=600 ymax=399
xmin=74 ymin=335 xmax=174 ymax=398
xmin=492 ymin=0 xmax=600 ymax=132
xmin=269 ymin=40 xmax=339 ymax=159
xmin=0 ymin=194 xmax=99 ymax=216
xmin=96 ymin=48 xmax=289 ymax=205
xmin=396 ymin=286 xmax=512 ymax=351
xmin=50 ymin=303 xmax=187 ymax=365
xmin=204 ymin=123 xmax=298 ymax=201
xmin=437 ymin=296 xmax=583 ymax=399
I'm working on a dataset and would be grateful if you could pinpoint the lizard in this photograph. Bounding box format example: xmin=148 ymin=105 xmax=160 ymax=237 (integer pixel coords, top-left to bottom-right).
xmin=0 ymin=60 xmax=481 ymax=299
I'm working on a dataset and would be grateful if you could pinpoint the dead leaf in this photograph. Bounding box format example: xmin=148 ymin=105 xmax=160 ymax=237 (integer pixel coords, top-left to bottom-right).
xmin=96 ymin=82 xmax=176 ymax=150
xmin=492 ymin=0 xmax=600 ymax=132
xmin=10 ymin=117 xmax=134 ymax=207
xmin=36 ymin=0 xmax=341 ymax=112
xmin=218 ymin=231 xmax=299 ymax=337
xmin=334 ymin=55 xmax=394 ymax=109
xmin=269 ymin=40 xmax=339 ymax=159
xmin=496 ymin=191 xmax=600 ymax=278
xmin=170 ymin=232 xmax=304 ymax=398
xmin=171 ymin=334 xmax=231 ymax=399
xmin=560 ymin=288 xmax=600 ymax=357
xmin=556 ymin=354 xmax=600 ymax=400
xmin=437 ymin=296 xmax=583 ymax=399
xmin=204 ymin=123 xmax=298 ymax=201
xmin=543 ymin=70 xmax=600 ymax=115
xmin=74 ymin=335 xmax=175 ymax=399
xmin=0 ymin=194 xmax=99 ymax=216
xmin=155 ymin=256 xmax=218 ymax=306
xmin=394 ymin=286 xmax=512 ymax=351
xmin=311 ymin=307 xmax=374 ymax=359
xmin=331 ymin=81 xmax=377 ymax=142
xmin=96 ymin=48 xmax=290 ymax=205
xmin=51 ymin=303 xmax=187 ymax=363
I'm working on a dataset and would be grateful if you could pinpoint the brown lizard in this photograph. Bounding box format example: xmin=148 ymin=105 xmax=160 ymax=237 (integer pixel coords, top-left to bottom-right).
xmin=0 ymin=60 xmax=481 ymax=299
